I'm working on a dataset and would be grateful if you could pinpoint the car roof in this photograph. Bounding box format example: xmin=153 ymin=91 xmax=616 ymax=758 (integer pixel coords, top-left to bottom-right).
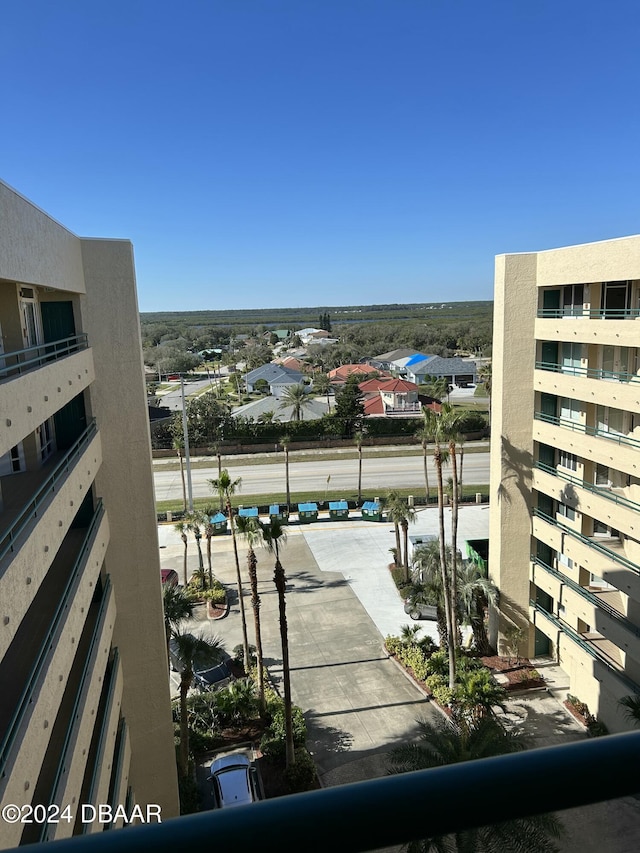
xmin=210 ymin=755 xmax=253 ymax=807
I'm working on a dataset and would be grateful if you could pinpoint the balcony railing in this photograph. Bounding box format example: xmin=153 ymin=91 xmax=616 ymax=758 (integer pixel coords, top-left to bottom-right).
xmin=533 ymin=411 xmax=640 ymax=451
xmin=537 ymin=307 xmax=640 ymax=319
xmin=533 ymin=460 xmax=640 ymax=515
xmin=533 ymin=508 xmax=640 ymax=575
xmin=0 ymin=502 xmax=105 ymax=779
xmin=9 ymin=731 xmax=640 ymax=853
xmin=531 ymin=600 xmax=640 ymax=694
xmin=0 ymin=334 xmax=89 ymax=382
xmin=535 ymin=360 xmax=640 ymax=384
xmin=41 ymin=576 xmax=113 ymax=842
xmin=532 ymin=555 xmax=640 ymax=640
xmin=0 ymin=420 xmax=98 ymax=565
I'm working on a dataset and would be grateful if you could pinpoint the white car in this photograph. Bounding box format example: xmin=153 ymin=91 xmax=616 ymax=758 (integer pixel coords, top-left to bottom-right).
xmin=208 ymin=753 xmax=261 ymax=809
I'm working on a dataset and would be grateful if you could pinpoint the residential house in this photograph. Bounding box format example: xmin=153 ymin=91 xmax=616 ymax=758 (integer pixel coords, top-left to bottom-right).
xmin=243 ymin=363 xmax=304 ymax=397
xmin=328 ymin=364 xmax=389 ymax=385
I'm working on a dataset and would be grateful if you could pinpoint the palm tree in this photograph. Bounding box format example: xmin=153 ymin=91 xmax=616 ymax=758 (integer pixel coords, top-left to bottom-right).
xmin=172 ymin=432 xmax=188 ymax=513
xmin=454 ymin=668 xmax=507 ymax=726
xmin=313 ymin=372 xmax=332 ymax=412
xmin=185 ymin=510 xmax=207 ymax=589
xmin=457 ymin=560 xmax=498 ymax=655
xmin=411 ymin=540 xmax=452 ymax=648
xmin=172 ymin=630 xmax=226 ymax=777
xmin=162 ymin=584 xmax=194 ymax=665
xmin=385 ymin=490 xmax=404 ymax=570
xmin=260 ymin=518 xmax=295 ymax=768
xmin=279 ymin=383 xmax=312 ymax=421
xmin=354 ymin=430 xmax=364 ymax=504
xmin=389 ymin=716 xmax=564 ymax=853
xmin=236 ymin=515 xmax=266 ymax=715
xmin=208 ymin=470 xmax=251 ymax=672
xmin=174 ymin=520 xmax=189 ymax=587
xmin=479 ymin=361 xmax=492 ymax=423
xmin=209 ymin=442 xmax=224 ymax=509
xmin=618 ymin=694 xmax=640 ymax=726
xmin=442 ymin=404 xmax=462 ymax=643
xmin=202 ymin=503 xmax=216 ymax=587
xmin=414 ymin=425 xmax=432 ymax=503
xmin=281 ymin=434 xmax=291 ymax=507
xmin=423 ymin=406 xmax=456 ymax=690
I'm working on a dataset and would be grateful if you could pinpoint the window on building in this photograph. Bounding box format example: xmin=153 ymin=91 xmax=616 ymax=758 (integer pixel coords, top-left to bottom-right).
xmin=595 ymin=464 xmax=610 ymax=486
xmin=601 ymin=280 xmax=632 ymax=318
xmin=596 ymin=405 xmax=625 ymax=436
xmin=560 ymin=397 xmax=582 ymax=422
xmin=557 ymin=552 xmax=574 ymax=570
xmin=37 ymin=418 xmax=55 ymax=461
xmin=562 ymin=284 xmax=585 ymax=316
xmin=561 ymin=342 xmax=583 ymax=372
xmin=557 ymin=502 xmax=576 ymax=522
xmin=558 ymin=450 xmax=577 ymax=471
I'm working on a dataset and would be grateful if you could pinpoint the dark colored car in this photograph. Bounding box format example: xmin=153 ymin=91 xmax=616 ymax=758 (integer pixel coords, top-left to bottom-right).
xmin=403 ymin=597 xmax=438 ymax=621
xmin=168 ymin=636 xmax=234 ymax=691
xmin=161 ymin=569 xmax=179 ymax=587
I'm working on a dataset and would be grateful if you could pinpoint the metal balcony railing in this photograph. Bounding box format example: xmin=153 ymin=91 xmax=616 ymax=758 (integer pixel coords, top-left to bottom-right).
xmin=533 ymin=508 xmax=640 ymax=575
xmin=531 ymin=555 xmax=640 ymax=640
xmin=9 ymin=731 xmax=640 ymax=853
xmin=535 ymin=360 xmax=640 ymax=384
xmin=0 ymin=502 xmax=105 ymax=779
xmin=533 ymin=411 xmax=640 ymax=450
xmin=0 ymin=334 xmax=89 ymax=382
xmin=537 ymin=307 xmax=640 ymax=319
xmin=41 ymin=577 xmax=113 ymax=842
xmin=530 ymin=600 xmax=640 ymax=694
xmin=533 ymin=461 xmax=640 ymax=515
xmin=0 ymin=420 xmax=98 ymax=565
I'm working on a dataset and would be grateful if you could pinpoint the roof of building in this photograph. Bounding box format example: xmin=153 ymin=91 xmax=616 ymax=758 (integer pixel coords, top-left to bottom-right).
xmin=406 ymin=356 xmax=476 ymax=376
xmin=363 ymin=395 xmax=385 ymax=416
xmin=273 ymin=356 xmax=307 ymax=372
xmin=328 ymin=364 xmax=389 ymax=381
xmin=244 ymin=363 xmax=303 ymax=384
xmin=329 ymin=500 xmax=349 ymax=510
xmin=358 ymin=378 xmax=418 ymax=395
xmin=373 ymin=348 xmax=421 ymax=363
xmin=405 ymin=352 xmax=436 ymax=367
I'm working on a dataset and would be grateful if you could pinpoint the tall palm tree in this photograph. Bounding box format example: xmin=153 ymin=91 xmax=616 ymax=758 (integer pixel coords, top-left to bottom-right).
xmin=354 ymin=430 xmax=364 ymax=504
xmin=172 ymin=432 xmax=188 ymax=514
xmin=209 ymin=442 xmax=224 ymax=510
xmin=279 ymin=383 xmax=312 ymax=421
xmin=479 ymin=361 xmax=492 ymax=423
xmin=385 ymin=490 xmax=404 ymax=570
xmin=172 ymin=630 xmax=226 ymax=777
xmin=281 ymin=434 xmax=291 ymax=507
xmin=260 ymin=518 xmax=295 ymax=768
xmin=414 ymin=424 xmax=432 ymax=503
xmin=457 ymin=560 xmax=498 ymax=655
xmin=174 ymin=520 xmax=189 ymax=587
xmin=618 ymin=694 xmax=640 ymax=726
xmin=423 ymin=406 xmax=456 ymax=690
xmin=442 ymin=404 xmax=462 ymax=643
xmin=313 ymin=372 xmax=332 ymax=412
xmin=202 ymin=503 xmax=216 ymax=587
xmin=208 ymin=470 xmax=251 ymax=672
xmin=185 ymin=510 xmax=207 ymax=589
xmin=411 ymin=540 xmax=452 ymax=648
xmin=162 ymin=584 xmax=194 ymax=665
xmin=389 ymin=716 xmax=564 ymax=853
xmin=236 ymin=515 xmax=266 ymax=715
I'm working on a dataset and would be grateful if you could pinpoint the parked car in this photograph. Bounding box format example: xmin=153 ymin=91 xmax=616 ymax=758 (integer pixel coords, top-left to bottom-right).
xmin=403 ymin=597 xmax=438 ymax=621
xmin=208 ymin=752 xmax=261 ymax=809
xmin=161 ymin=569 xmax=179 ymax=587
xmin=168 ymin=636 xmax=234 ymax=691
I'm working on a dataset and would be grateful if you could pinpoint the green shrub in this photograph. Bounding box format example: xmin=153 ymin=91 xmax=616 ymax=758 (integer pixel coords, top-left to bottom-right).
xmin=425 ymin=674 xmax=455 ymax=707
xmin=177 ymin=772 xmax=201 ymax=815
xmin=385 ymin=636 xmax=402 ymax=656
xmin=260 ymin=697 xmax=307 ymax=758
xmin=587 ymin=718 xmax=608 ymax=737
xmin=426 ymin=650 xmax=448 ymax=677
xmin=284 ymin=747 xmax=318 ymax=793
xmin=398 ymin=643 xmax=430 ymax=681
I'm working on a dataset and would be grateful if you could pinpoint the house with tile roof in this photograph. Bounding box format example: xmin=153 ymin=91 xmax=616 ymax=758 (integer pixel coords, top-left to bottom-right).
xmin=328 ymin=364 xmax=390 ymax=384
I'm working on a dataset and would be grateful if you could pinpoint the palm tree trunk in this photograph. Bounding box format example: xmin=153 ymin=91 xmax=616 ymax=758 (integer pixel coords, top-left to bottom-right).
xmin=179 ymin=680 xmax=190 ymax=777
xmin=449 ymin=440 xmax=459 ymax=644
xmin=435 ymin=445 xmax=456 ymax=689
xmin=285 ymin=446 xmax=290 ymax=507
xmin=422 ymin=441 xmax=430 ymax=502
xmin=217 ymin=453 xmax=223 ymax=510
xmin=393 ymin=521 xmax=401 ymax=567
xmin=206 ymin=533 xmax=213 ymax=587
xmin=228 ymin=502 xmax=251 ymax=672
xmin=458 ymin=443 xmax=464 ymax=501
xmin=402 ymin=520 xmax=409 ymax=583
xmin=247 ymin=548 xmax=266 ymax=715
xmin=178 ymin=448 xmax=187 ymax=513
xmin=181 ymin=536 xmax=188 ymax=587
xmin=358 ymin=447 xmax=362 ymax=504
xmin=274 ymin=556 xmax=295 ymax=767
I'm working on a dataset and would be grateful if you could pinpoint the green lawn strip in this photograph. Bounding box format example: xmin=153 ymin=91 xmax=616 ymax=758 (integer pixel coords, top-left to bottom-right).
xmin=153 ymin=442 xmax=488 ymax=471
xmin=156 ymin=484 xmax=490 ymax=515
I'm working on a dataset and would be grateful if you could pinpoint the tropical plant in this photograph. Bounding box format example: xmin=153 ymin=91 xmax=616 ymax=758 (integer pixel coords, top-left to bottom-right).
xmin=260 ymin=518 xmax=295 ymax=768
xmin=171 ymin=428 xmax=188 ymax=513
xmin=619 ymin=693 xmax=640 ymax=727
xmin=185 ymin=510 xmax=207 ymax=589
xmin=208 ymin=470 xmax=251 ymax=671
xmin=236 ymin=514 xmax=266 ymax=714
xmin=389 ymin=715 xmax=564 ymax=853
xmin=202 ymin=503 xmax=217 ymax=587
xmin=172 ymin=630 xmax=226 ymax=777
xmin=313 ymin=372 xmax=332 ymax=412
xmin=454 ymin=667 xmax=507 ymax=725
xmin=411 ymin=540 xmax=452 ymax=648
xmin=332 ymin=374 xmax=365 ymax=437
xmin=209 ymin=442 xmax=224 ymax=510
xmin=504 ymin=623 xmax=525 ymax=665
xmin=385 ymin=490 xmax=404 ymax=571
xmin=457 ymin=561 xmax=498 ymax=655
xmin=174 ymin=520 xmax=189 ymax=587
xmin=442 ymin=404 xmax=462 ymax=643
xmin=279 ymin=383 xmax=313 ymax=421
xmin=162 ymin=583 xmax=194 ymax=664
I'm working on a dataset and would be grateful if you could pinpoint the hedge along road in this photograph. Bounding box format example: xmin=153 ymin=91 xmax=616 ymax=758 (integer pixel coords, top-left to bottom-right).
xmin=152 ymin=450 xmax=491 ymax=502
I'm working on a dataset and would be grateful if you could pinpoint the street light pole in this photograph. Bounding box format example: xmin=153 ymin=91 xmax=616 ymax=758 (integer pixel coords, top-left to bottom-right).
xmin=181 ymin=375 xmax=194 ymax=512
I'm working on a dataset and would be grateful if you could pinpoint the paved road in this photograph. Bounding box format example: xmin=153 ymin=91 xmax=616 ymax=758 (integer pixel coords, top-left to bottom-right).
xmin=157 ymin=378 xmax=219 ymax=411
xmin=153 ymin=451 xmax=490 ymax=502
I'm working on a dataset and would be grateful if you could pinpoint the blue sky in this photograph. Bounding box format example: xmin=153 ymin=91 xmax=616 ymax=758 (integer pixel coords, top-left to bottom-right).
xmin=2 ymin=1 xmax=640 ymax=312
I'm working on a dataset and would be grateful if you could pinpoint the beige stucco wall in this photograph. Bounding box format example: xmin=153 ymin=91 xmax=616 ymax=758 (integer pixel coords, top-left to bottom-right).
xmin=78 ymin=238 xmax=178 ymax=816
xmin=535 ymin=235 xmax=640 ymax=286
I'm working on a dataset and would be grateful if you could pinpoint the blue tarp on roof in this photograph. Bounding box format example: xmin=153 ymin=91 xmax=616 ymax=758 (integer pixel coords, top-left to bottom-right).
xmin=329 ymin=501 xmax=348 ymax=510
xmin=238 ymin=507 xmax=258 ymax=517
xmin=361 ymin=501 xmax=381 ymax=511
xmin=210 ymin=512 xmax=226 ymax=523
xmin=405 ymin=353 xmax=434 ymax=367
xmin=298 ymin=503 xmax=318 ymax=512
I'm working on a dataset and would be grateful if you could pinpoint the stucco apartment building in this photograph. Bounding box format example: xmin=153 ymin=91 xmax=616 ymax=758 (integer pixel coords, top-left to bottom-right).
xmin=0 ymin=182 xmax=178 ymax=846
xmin=490 ymin=234 xmax=640 ymax=733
